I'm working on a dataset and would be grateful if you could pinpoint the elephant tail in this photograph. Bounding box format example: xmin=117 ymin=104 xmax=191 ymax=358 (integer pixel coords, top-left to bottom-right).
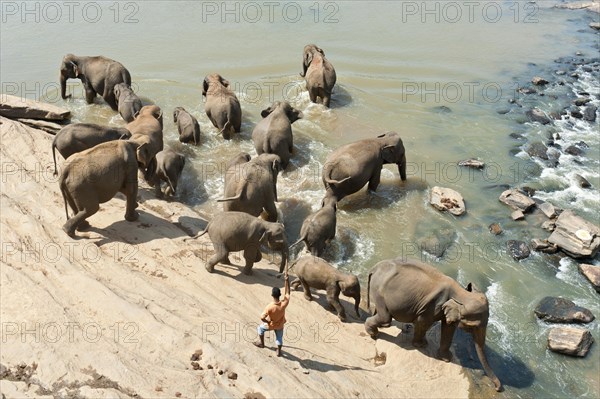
xmin=367 ymin=271 xmax=373 ymax=311
xmin=220 ymin=121 xmax=235 ymax=140
xmin=52 ymin=142 xmax=59 ymax=176
xmin=290 ymin=234 xmax=306 ymax=249
xmin=166 ymin=175 xmax=176 ymax=196
xmin=183 ymin=224 xmax=209 ymax=241
xmin=59 ymin=174 xmax=70 ymax=221
xmin=324 ymin=175 xmax=351 ymax=186
xmin=217 ymin=185 xmax=245 ymax=202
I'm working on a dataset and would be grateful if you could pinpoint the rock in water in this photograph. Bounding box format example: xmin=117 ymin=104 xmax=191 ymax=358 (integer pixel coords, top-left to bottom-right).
xmin=429 ymin=187 xmax=466 ymax=216
xmin=0 ymin=94 xmax=70 ymax=120
xmin=539 ymin=203 xmax=557 ymax=218
xmin=547 ymin=210 xmax=600 ymax=258
xmin=418 ymin=228 xmax=457 ymax=258
xmin=575 ymin=174 xmax=591 ymax=188
xmin=573 ymin=97 xmax=591 ymax=106
xmin=507 ymin=240 xmax=530 ymax=260
xmin=542 ymin=220 xmax=556 ymax=231
xmin=511 ymin=210 xmax=525 ymax=220
xmin=565 ymin=145 xmax=584 ymax=156
xmin=489 ymin=223 xmax=503 ymax=235
xmin=535 ymin=296 xmax=595 ymax=323
xmin=526 ymin=142 xmax=549 ymax=160
xmin=458 ymin=159 xmax=485 ymax=169
xmin=531 ymin=238 xmax=558 ymax=253
xmin=583 ymin=105 xmax=597 ymax=122
xmin=499 ymin=189 xmax=536 ymax=212
xmin=578 ymin=264 xmax=600 ymax=293
xmin=548 ymin=327 xmax=594 ymax=357
xmin=526 ymin=108 xmax=551 ymax=124
xmin=532 ymin=76 xmax=549 ymax=85
xmin=591 ymin=22 xmax=600 ymax=30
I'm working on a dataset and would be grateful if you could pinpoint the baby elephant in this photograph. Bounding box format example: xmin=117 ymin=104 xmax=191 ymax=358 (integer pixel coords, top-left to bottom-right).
xmin=190 ymin=211 xmax=288 ymax=275
xmin=291 ymin=255 xmax=360 ymax=321
xmin=52 ymin=123 xmax=131 ymax=175
xmin=293 ymin=196 xmax=337 ymax=256
xmin=173 ymin=107 xmax=200 ymax=145
xmin=114 ymin=83 xmax=142 ymax=122
xmin=147 ymin=149 xmax=185 ymax=197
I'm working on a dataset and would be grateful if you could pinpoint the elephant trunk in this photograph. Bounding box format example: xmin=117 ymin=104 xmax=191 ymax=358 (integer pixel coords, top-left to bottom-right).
xmin=473 ymin=327 xmax=502 ymax=392
xmin=60 ymin=74 xmax=68 ymax=99
xmin=279 ymin=240 xmax=289 ymax=274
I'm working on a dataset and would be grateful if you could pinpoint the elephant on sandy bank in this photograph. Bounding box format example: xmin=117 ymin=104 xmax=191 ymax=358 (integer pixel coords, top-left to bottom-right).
xmin=52 ymin=123 xmax=131 ymax=175
xmin=202 ymin=73 xmax=241 ymax=139
xmin=189 ymin=211 xmax=288 ymax=275
xmin=365 ymin=258 xmax=502 ymax=392
xmin=60 ymin=54 xmax=131 ymax=110
xmin=300 ymin=44 xmax=336 ymax=107
xmin=291 ymin=255 xmax=360 ymax=321
xmin=322 ymin=132 xmax=406 ymax=202
xmin=59 ymin=140 xmax=153 ymax=237
xmin=252 ymin=101 xmax=303 ymax=169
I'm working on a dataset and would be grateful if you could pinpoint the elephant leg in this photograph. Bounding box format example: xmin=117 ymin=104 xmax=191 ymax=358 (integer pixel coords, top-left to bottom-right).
xmin=206 ymin=245 xmax=228 ymax=273
xmin=322 ymin=92 xmax=332 ymax=108
xmin=84 ymin=84 xmax=97 ymax=104
xmin=290 ymin=278 xmax=301 ymax=290
xmin=368 ymin=169 xmax=382 ymax=193
xmin=242 ymin=246 xmax=258 ymax=275
xmin=438 ymin=320 xmax=457 ymax=362
xmin=326 ymin=284 xmax=346 ymax=321
xmin=263 ymin=202 xmax=278 ymax=223
xmin=412 ymin=320 xmax=433 ymax=348
xmin=308 ymin=87 xmax=318 ymax=104
xmin=103 ymin=88 xmax=118 ymax=110
xmin=63 ymin=203 xmax=99 ymax=237
xmin=124 ymin=182 xmax=139 ymax=222
xmin=364 ymin=296 xmax=392 ymax=338
xmin=300 ymin=279 xmax=313 ymax=301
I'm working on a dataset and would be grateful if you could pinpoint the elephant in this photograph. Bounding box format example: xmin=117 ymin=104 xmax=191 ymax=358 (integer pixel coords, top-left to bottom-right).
xmin=59 ymin=139 xmax=152 ymax=237
xmin=300 ymin=44 xmax=337 ymax=108
xmin=322 ymin=132 xmax=407 ymax=202
xmin=218 ymin=153 xmax=281 ymax=222
xmin=60 ymin=54 xmax=131 ymax=110
xmin=173 ymin=107 xmax=201 ymax=145
xmin=202 ymin=73 xmax=242 ymax=139
xmin=146 ymin=149 xmax=185 ymax=197
xmin=252 ymin=101 xmax=303 ymax=169
xmin=114 ymin=83 xmax=142 ymax=122
xmin=126 ymin=105 xmax=164 ymax=180
xmin=52 ymin=123 xmax=131 ymax=175
xmin=292 ymin=196 xmax=337 ymax=256
xmin=190 ymin=211 xmax=288 ymax=275
xmin=365 ymin=258 xmax=502 ymax=392
xmin=290 ymin=255 xmax=360 ymax=321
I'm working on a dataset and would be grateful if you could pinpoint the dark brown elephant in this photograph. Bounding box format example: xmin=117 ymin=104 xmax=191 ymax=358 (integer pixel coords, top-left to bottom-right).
xmin=322 ymin=132 xmax=406 ymax=202
xmin=60 ymin=54 xmax=131 ymax=110
xmin=365 ymin=258 xmax=502 ymax=392
xmin=300 ymin=44 xmax=336 ymax=107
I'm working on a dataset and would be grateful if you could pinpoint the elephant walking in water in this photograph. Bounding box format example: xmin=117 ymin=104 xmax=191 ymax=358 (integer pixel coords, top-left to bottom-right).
xmin=300 ymin=44 xmax=336 ymax=107
xmin=365 ymin=258 xmax=502 ymax=392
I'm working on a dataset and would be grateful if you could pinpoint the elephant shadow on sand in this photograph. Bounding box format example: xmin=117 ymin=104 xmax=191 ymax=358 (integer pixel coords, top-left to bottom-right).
xmin=377 ymin=321 xmax=534 ymax=391
xmin=291 ymin=289 xmax=365 ymax=325
xmin=281 ymin=348 xmax=368 ymax=373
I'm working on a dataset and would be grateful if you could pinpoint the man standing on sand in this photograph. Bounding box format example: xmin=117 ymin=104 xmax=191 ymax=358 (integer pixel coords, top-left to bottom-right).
xmin=254 ymin=273 xmax=290 ymax=357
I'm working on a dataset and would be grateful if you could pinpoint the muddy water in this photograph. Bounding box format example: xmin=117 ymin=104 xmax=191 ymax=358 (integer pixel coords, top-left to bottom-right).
xmin=1 ymin=1 xmax=599 ymax=397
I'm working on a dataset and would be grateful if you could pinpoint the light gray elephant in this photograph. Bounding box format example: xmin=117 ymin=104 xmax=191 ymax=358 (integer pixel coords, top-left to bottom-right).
xmin=365 ymin=258 xmax=502 ymax=392
xmin=60 ymin=54 xmax=131 ymax=110
xmin=114 ymin=83 xmax=142 ymax=122
xmin=292 ymin=196 xmax=337 ymax=256
xmin=126 ymin=105 xmax=164 ymax=181
xmin=173 ymin=107 xmax=201 ymax=145
xmin=52 ymin=123 xmax=131 ymax=175
xmin=252 ymin=101 xmax=303 ymax=169
xmin=190 ymin=211 xmax=288 ymax=275
xmin=322 ymin=132 xmax=406 ymax=202
xmin=59 ymin=140 xmax=152 ymax=237
xmin=202 ymin=73 xmax=242 ymax=139
xmin=218 ymin=153 xmax=281 ymax=222
xmin=300 ymin=44 xmax=336 ymax=107
xmin=290 ymin=255 xmax=360 ymax=321
xmin=146 ymin=149 xmax=185 ymax=197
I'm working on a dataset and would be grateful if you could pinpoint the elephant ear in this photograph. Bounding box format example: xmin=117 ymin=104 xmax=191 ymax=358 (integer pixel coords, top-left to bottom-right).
xmin=70 ymin=61 xmax=80 ymax=78
xmin=261 ymin=105 xmax=273 ymax=118
xmin=202 ymin=78 xmax=209 ymax=96
xmin=442 ymin=298 xmax=463 ymax=324
xmin=135 ymin=143 xmax=150 ymax=168
xmin=219 ymin=75 xmax=230 ymax=88
xmin=466 ymin=282 xmax=482 ymax=293
xmin=381 ymin=145 xmax=396 ymax=163
xmin=286 ymin=106 xmax=303 ymax=123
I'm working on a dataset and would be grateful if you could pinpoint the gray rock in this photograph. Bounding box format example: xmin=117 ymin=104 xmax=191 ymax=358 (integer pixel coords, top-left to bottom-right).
xmin=458 ymin=158 xmax=485 ymax=169
xmin=573 ymin=97 xmax=591 ymax=106
xmin=489 ymin=223 xmax=503 ymax=235
xmin=535 ymin=296 xmax=595 ymax=323
xmin=575 ymin=174 xmax=591 ymax=188
xmin=547 ymin=210 xmax=600 ymax=258
xmin=548 ymin=327 xmax=594 ymax=357
xmin=539 ymin=203 xmax=557 ymax=218
xmin=511 ymin=210 xmax=525 ymax=220
xmin=418 ymin=228 xmax=457 ymax=258
xmin=583 ymin=105 xmax=597 ymax=122
xmin=16 ymin=118 xmax=63 ymax=135
xmin=571 ymin=108 xmax=584 ymax=119
xmin=0 ymin=94 xmax=70 ymax=120
xmin=531 ymin=238 xmax=559 ymax=253
xmin=532 ymin=76 xmax=549 ymax=85
xmin=542 ymin=220 xmax=556 ymax=231
xmin=519 ymin=87 xmax=537 ymax=95
xmin=507 ymin=240 xmax=530 ymax=260
xmin=499 ymin=189 xmax=536 ymax=212
xmin=591 ymin=22 xmax=600 ymax=30
xmin=578 ymin=264 xmax=600 ymax=293
xmin=526 ymin=142 xmax=549 ymax=160
xmin=429 ymin=186 xmax=465 ymax=216
xmin=526 ymin=108 xmax=551 ymax=124
xmin=565 ymin=145 xmax=584 ymax=156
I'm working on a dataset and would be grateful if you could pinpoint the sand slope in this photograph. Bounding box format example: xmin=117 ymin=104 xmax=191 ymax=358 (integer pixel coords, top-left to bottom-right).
xmin=0 ymin=116 xmax=470 ymax=398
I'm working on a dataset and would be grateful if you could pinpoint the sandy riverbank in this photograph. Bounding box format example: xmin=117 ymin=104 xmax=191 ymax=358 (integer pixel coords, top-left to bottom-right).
xmin=0 ymin=116 xmax=474 ymax=398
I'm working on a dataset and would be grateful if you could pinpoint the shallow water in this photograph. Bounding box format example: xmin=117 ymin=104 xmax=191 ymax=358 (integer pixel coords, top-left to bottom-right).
xmin=2 ymin=1 xmax=599 ymax=397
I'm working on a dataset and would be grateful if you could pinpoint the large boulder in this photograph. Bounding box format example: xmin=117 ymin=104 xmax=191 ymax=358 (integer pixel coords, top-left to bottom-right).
xmin=429 ymin=187 xmax=465 ymax=216
xmin=507 ymin=240 xmax=530 ymax=260
xmin=547 ymin=327 xmax=594 ymax=357
xmin=534 ymin=296 xmax=595 ymax=323
xmin=526 ymin=142 xmax=549 ymax=160
xmin=526 ymin=108 xmax=551 ymax=125
xmin=499 ymin=189 xmax=536 ymax=212
xmin=547 ymin=210 xmax=600 ymax=258
xmin=578 ymin=264 xmax=600 ymax=293
xmin=0 ymin=94 xmax=70 ymax=121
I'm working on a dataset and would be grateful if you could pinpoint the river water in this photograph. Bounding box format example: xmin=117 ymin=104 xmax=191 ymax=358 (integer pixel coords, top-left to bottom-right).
xmin=1 ymin=1 xmax=599 ymax=397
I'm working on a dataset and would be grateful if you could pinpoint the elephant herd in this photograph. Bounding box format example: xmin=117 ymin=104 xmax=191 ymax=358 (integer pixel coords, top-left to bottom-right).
xmin=53 ymin=45 xmax=501 ymax=392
